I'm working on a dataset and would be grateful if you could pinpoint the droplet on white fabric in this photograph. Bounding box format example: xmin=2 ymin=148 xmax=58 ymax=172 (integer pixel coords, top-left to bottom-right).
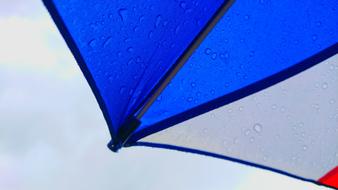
xmin=302 ymin=145 xmax=308 ymax=151
xmin=322 ymin=82 xmax=328 ymax=89
xmin=253 ymin=123 xmax=262 ymax=133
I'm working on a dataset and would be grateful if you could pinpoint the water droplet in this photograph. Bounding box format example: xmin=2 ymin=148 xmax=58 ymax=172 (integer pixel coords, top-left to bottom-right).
xmin=233 ymin=137 xmax=239 ymax=144
xmin=195 ymin=18 xmax=202 ymax=26
xmin=312 ymin=103 xmax=320 ymax=111
xmin=108 ymin=75 xmax=114 ymax=83
xmin=244 ymin=129 xmax=251 ymax=136
xmin=196 ymin=91 xmax=201 ymax=97
xmin=190 ymin=82 xmax=196 ymax=88
xmin=88 ymin=39 xmax=97 ymax=48
xmin=302 ymin=145 xmax=308 ymax=151
xmin=119 ymin=86 xmax=126 ymax=94
xmin=280 ymin=106 xmax=286 ymax=113
xmin=223 ymin=140 xmax=228 ymax=146
xmin=135 ymin=56 xmax=142 ymax=63
xmin=329 ymin=99 xmax=335 ymax=104
xmin=175 ymin=25 xmax=181 ymax=34
xmin=124 ymin=38 xmax=131 ymax=43
xmin=103 ymin=37 xmax=112 ymax=48
xmin=128 ymin=88 xmax=134 ymax=95
xmin=298 ymin=122 xmax=304 ymax=127
xmin=271 ymin=104 xmax=277 ymax=110
xmin=127 ymin=47 xmax=134 ymax=52
xmin=312 ymin=34 xmax=318 ymax=41
xmin=322 ymin=82 xmax=328 ymax=89
xmin=127 ymin=58 xmax=135 ymax=65
xmin=204 ymin=48 xmax=212 ymax=55
xmin=253 ymin=123 xmax=262 ymax=133
xmin=249 ymin=50 xmax=255 ymax=57
xmin=148 ymin=30 xmax=154 ymax=39
xmin=185 ymin=8 xmax=193 ymax=13
xmin=118 ymin=8 xmax=128 ymax=22
xmin=180 ymin=1 xmax=187 ymax=9
xmin=115 ymin=53 xmax=123 ymax=60
xmin=154 ymin=15 xmax=162 ymax=28
xmin=133 ymin=26 xmax=140 ymax=32
xmin=187 ymin=97 xmax=193 ymax=102
xmin=220 ymin=52 xmax=229 ymax=61
xmin=139 ymin=15 xmax=145 ymax=22
xmin=163 ymin=20 xmax=169 ymax=26
xmin=156 ymin=95 xmax=163 ymax=102
xmin=211 ymin=52 xmax=217 ymax=60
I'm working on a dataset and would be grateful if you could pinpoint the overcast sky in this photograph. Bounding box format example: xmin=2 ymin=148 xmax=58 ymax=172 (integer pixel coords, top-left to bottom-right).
xmin=0 ymin=1 xmax=331 ymax=190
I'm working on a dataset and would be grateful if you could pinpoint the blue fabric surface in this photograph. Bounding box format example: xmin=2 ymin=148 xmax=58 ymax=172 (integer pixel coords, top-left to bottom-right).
xmin=44 ymin=0 xmax=338 ymax=145
xmin=136 ymin=0 xmax=338 ymax=135
xmin=44 ymin=0 xmax=226 ymax=135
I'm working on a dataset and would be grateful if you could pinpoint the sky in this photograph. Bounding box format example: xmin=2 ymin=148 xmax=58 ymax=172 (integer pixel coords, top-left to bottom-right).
xmin=0 ymin=0 xmax=332 ymax=190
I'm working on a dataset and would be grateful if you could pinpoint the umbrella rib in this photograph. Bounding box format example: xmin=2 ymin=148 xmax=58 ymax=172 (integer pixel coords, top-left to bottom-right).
xmin=111 ymin=0 xmax=236 ymax=150
xmin=135 ymin=0 xmax=236 ymax=120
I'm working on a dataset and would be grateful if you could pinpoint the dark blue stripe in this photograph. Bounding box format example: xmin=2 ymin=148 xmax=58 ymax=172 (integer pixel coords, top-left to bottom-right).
xmin=134 ymin=142 xmax=337 ymax=189
xmin=129 ymin=43 xmax=338 ymax=143
xmin=42 ymin=0 xmax=116 ymax=139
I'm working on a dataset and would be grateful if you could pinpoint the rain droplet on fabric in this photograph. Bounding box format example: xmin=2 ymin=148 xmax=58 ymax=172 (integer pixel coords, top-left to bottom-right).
xmin=204 ymin=48 xmax=212 ymax=55
xmin=180 ymin=1 xmax=187 ymax=9
xmin=155 ymin=15 xmax=162 ymax=28
xmin=253 ymin=123 xmax=263 ymax=133
xmin=322 ymin=82 xmax=328 ymax=89
xmin=187 ymin=97 xmax=193 ymax=102
xmin=118 ymin=8 xmax=128 ymax=22
xmin=302 ymin=145 xmax=308 ymax=151
xmin=119 ymin=86 xmax=126 ymax=94
xmin=88 ymin=39 xmax=97 ymax=48
xmin=211 ymin=52 xmax=217 ymax=60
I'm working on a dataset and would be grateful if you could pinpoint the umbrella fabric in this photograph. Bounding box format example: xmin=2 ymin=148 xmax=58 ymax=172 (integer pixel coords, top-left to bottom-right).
xmin=43 ymin=0 xmax=338 ymax=188
xmin=139 ymin=54 xmax=338 ymax=189
xmin=43 ymin=0 xmax=228 ymax=137
xmin=134 ymin=0 xmax=338 ymax=139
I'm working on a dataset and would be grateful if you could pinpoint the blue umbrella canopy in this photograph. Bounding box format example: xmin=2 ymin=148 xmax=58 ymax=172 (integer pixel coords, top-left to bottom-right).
xmin=43 ymin=0 xmax=338 ymax=188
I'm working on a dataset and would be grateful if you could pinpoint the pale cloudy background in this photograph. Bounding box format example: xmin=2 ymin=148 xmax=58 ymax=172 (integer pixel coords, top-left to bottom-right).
xmin=0 ymin=1 xmax=331 ymax=190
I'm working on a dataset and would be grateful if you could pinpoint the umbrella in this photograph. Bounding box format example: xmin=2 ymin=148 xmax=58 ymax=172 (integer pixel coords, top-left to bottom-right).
xmin=43 ymin=0 xmax=338 ymax=189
